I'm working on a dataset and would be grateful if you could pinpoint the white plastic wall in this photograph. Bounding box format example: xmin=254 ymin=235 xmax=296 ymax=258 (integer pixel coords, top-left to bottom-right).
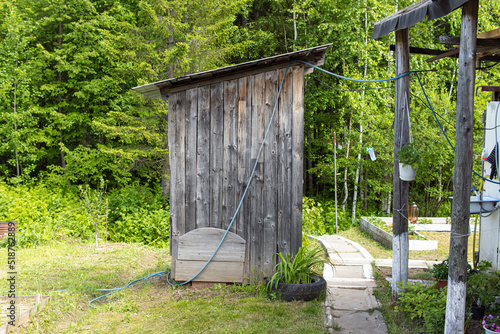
xmin=480 ymin=101 xmax=500 ymax=270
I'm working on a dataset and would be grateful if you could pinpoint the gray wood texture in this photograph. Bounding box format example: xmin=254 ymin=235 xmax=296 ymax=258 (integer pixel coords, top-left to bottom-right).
xmin=445 ymin=1 xmax=478 ymax=333
xmin=185 ymin=88 xmax=198 ymax=233
xmin=175 ymin=227 xmax=245 ymax=283
xmin=250 ymin=72 xmax=265 ymax=280
xmin=210 ymin=82 xmax=224 ymax=229
xmin=291 ymin=65 xmax=304 ymax=255
xmin=177 ymin=228 xmax=245 ymax=261
xmin=168 ymin=64 xmax=306 ymax=282
xmin=392 ymin=28 xmax=410 ymax=298
xmin=222 ymin=80 xmax=238 ymax=232
xmin=277 ymin=68 xmax=293 ymax=257
xmin=196 ymin=86 xmax=211 ymax=228
xmin=262 ymin=70 xmax=278 ymax=276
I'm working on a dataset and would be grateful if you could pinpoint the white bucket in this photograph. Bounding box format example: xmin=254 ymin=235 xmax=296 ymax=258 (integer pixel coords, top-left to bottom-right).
xmin=399 ymin=163 xmax=417 ymax=181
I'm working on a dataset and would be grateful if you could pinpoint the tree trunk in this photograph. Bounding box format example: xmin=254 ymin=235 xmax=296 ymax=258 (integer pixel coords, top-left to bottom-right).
xmin=342 ymin=116 xmax=352 ymax=211
xmin=392 ymin=28 xmax=410 ymax=298
xmin=444 ymin=1 xmax=478 ymax=333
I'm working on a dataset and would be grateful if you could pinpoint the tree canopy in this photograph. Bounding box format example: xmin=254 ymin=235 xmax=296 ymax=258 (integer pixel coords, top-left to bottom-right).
xmin=0 ymin=0 xmax=499 ymax=220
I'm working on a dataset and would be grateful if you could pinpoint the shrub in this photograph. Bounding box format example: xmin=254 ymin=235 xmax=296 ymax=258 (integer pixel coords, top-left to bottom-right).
xmin=107 ymin=184 xmax=170 ymax=248
xmin=302 ymin=196 xmax=350 ymax=235
xmin=111 ymin=207 xmax=170 ymax=248
xmin=395 ymin=282 xmax=447 ymax=333
xmin=430 ymin=259 xmax=449 ymax=280
xmin=0 ymin=181 xmax=90 ymax=247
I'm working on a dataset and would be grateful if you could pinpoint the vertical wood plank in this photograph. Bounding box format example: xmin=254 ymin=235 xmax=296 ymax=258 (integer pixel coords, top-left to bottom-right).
xmin=237 ymin=76 xmax=253 ymax=283
xmin=185 ymin=88 xmax=198 ymax=233
xmin=262 ymin=69 xmax=279 ymax=276
xmin=250 ymin=72 xmax=265 ymax=281
xmin=210 ymin=82 xmax=224 ymax=229
xmin=196 ymin=85 xmax=211 ymax=228
xmin=392 ymin=28 xmax=410 ymax=297
xmin=445 ymin=1 xmax=478 ymax=332
xmin=170 ymin=91 xmax=187 ymax=239
xmin=168 ymin=94 xmax=177 ymax=256
xmin=277 ymin=68 xmax=293 ymax=257
xmin=291 ymin=65 xmax=304 ymax=255
xmin=222 ymin=80 xmax=238 ymax=232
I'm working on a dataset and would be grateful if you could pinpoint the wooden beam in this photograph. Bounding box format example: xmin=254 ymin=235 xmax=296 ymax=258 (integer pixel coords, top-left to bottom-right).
xmin=390 ymin=45 xmax=500 ymax=62
xmin=426 ymin=46 xmax=491 ymax=63
xmin=477 ymin=28 xmax=500 ymax=39
xmin=439 ymin=35 xmax=500 ymax=47
xmin=392 ymin=28 xmax=410 ymax=298
xmin=444 ymin=0 xmax=478 ymax=333
xmin=425 ymin=47 xmax=459 ymax=62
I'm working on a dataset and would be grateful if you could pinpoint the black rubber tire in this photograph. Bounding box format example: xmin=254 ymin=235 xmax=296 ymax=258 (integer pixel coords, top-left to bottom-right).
xmin=266 ymin=275 xmax=327 ymax=302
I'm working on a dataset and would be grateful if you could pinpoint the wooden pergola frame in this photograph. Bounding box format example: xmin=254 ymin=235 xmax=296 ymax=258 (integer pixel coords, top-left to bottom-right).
xmin=372 ymin=1 xmax=499 ymax=333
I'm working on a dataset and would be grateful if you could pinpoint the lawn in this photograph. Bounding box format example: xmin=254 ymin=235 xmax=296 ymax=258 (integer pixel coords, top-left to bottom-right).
xmin=337 ymin=225 xmax=480 ymax=263
xmin=0 ymin=242 xmax=326 ymax=333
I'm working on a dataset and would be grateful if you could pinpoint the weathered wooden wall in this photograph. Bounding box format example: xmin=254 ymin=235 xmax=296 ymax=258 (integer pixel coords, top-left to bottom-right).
xmin=168 ymin=65 xmax=305 ymax=282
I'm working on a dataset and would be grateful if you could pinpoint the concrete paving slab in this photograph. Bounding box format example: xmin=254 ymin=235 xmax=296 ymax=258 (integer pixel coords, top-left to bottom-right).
xmin=327 ymin=279 xmax=378 ymax=289
xmin=328 ymin=287 xmax=380 ymax=311
xmin=314 ymin=234 xmax=387 ymax=333
xmin=332 ymin=265 xmax=365 ymax=279
xmin=329 ymin=309 xmax=388 ymax=334
xmin=329 ymin=252 xmax=366 ymax=262
xmin=325 ymin=241 xmax=360 ymax=253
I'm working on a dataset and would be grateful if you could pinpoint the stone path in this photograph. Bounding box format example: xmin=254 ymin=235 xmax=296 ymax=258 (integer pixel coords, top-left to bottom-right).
xmin=313 ymin=234 xmax=443 ymax=333
xmin=314 ymin=235 xmax=387 ymax=334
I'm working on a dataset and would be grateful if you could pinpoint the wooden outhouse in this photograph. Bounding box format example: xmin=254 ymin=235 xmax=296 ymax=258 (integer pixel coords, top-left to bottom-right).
xmin=134 ymin=44 xmax=330 ymax=283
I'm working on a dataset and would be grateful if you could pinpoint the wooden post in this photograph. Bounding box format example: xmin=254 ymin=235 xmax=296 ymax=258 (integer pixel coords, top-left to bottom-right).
xmin=392 ymin=27 xmax=410 ymax=298
xmin=444 ymin=0 xmax=478 ymax=333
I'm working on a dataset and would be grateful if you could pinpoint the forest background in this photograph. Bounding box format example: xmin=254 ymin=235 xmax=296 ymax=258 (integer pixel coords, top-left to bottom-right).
xmin=0 ymin=0 xmax=499 ymax=248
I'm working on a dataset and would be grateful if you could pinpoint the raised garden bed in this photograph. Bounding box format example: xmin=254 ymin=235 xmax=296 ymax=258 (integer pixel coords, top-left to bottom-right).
xmin=360 ymin=217 xmax=438 ymax=251
xmin=0 ymin=294 xmax=50 ymax=333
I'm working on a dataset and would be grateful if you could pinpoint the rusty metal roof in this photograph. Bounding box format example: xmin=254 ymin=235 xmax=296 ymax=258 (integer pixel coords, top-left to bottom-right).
xmin=372 ymin=0 xmax=469 ymax=39
xmin=133 ymin=44 xmax=331 ymax=100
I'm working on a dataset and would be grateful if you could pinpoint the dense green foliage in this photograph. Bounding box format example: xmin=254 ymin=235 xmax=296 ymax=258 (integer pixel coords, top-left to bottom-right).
xmin=0 ymin=0 xmax=499 ymax=245
xmin=395 ymin=282 xmax=448 ymax=333
xmin=0 ymin=181 xmax=169 ymax=247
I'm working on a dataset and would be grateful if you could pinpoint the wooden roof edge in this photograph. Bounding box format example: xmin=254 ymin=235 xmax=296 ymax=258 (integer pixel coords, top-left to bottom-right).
xmin=373 ymin=0 xmax=430 ymax=26
xmin=133 ymin=44 xmax=331 ymax=99
xmin=372 ymin=0 xmax=468 ymax=39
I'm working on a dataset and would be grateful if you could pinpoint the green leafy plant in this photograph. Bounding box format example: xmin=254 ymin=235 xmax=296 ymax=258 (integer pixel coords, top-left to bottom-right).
xmin=267 ymin=246 xmax=331 ymax=289
xmin=78 ymin=177 xmax=108 ymax=248
xmin=467 ymin=267 xmax=500 ymax=307
xmin=396 ymin=142 xmax=421 ymax=169
xmin=430 ymin=259 xmax=449 ymax=280
xmin=395 ymin=282 xmax=447 ymax=333
xmin=418 ymin=218 xmax=433 ymax=224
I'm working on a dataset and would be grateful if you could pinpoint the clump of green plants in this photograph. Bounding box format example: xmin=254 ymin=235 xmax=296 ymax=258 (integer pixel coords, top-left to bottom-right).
xmin=467 ymin=261 xmax=500 ymax=311
xmin=79 ymin=177 xmax=108 ymax=248
xmin=0 ymin=181 xmax=89 ymax=247
xmin=430 ymin=259 xmax=449 ymax=280
xmin=107 ymin=184 xmax=170 ymax=248
xmin=395 ymin=282 xmax=447 ymax=333
xmin=267 ymin=246 xmax=330 ymax=288
xmin=396 ymin=142 xmax=421 ymax=169
xmin=418 ymin=218 xmax=433 ymax=224
xmin=302 ymin=196 xmax=351 ymax=235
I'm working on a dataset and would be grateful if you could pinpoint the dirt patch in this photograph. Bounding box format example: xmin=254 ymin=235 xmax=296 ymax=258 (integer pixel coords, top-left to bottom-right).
xmin=466 ymin=319 xmax=485 ymax=334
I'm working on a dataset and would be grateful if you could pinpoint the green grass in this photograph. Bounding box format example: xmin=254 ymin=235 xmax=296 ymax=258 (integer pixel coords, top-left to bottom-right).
xmin=337 ymin=225 xmax=479 ymax=263
xmin=0 ymin=242 xmax=326 ymax=333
